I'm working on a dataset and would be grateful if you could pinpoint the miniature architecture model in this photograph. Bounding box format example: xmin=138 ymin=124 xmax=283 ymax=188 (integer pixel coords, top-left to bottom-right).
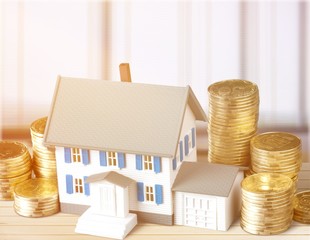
xmin=43 ymin=76 xmax=242 ymax=239
xmin=173 ymin=162 xmax=243 ymax=231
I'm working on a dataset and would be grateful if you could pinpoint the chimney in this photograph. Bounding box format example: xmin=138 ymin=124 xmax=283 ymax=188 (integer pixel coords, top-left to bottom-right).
xmin=119 ymin=63 xmax=132 ymax=82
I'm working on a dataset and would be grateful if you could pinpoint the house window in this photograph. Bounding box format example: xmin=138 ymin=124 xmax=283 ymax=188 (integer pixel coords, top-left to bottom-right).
xmin=107 ymin=152 xmax=117 ymax=166
xmin=74 ymin=178 xmax=83 ymax=194
xmin=143 ymin=155 xmax=153 ymax=170
xmin=145 ymin=185 xmax=155 ymax=202
xmin=72 ymin=148 xmax=82 ymax=162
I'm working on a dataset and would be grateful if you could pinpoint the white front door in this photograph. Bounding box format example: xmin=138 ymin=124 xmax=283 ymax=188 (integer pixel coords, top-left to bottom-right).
xmin=99 ymin=184 xmax=116 ymax=216
xmin=184 ymin=195 xmax=217 ymax=230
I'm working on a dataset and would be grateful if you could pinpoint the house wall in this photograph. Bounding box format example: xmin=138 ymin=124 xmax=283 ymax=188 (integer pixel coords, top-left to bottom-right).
xmin=173 ymin=191 xmax=184 ymax=225
xmin=225 ymin=170 xmax=243 ymax=230
xmin=216 ymin=197 xmax=226 ymax=231
xmin=54 ymin=103 xmax=199 ymax=221
xmin=170 ymin=104 xmax=198 ymax=185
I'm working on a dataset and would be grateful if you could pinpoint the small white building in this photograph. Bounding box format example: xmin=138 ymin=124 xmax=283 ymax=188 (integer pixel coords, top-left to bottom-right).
xmin=172 ymin=162 xmax=243 ymax=231
xmin=43 ymin=76 xmax=242 ymax=239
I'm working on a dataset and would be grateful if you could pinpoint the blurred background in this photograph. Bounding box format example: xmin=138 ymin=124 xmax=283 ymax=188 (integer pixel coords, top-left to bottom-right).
xmin=0 ymin=0 xmax=309 ymax=155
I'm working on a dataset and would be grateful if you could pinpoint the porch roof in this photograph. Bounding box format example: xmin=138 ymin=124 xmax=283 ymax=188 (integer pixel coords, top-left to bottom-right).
xmin=86 ymin=171 xmax=134 ymax=188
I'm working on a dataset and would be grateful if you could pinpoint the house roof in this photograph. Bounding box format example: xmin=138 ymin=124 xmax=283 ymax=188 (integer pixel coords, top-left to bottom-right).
xmin=86 ymin=171 xmax=134 ymax=188
xmin=172 ymin=162 xmax=239 ymax=197
xmin=43 ymin=76 xmax=207 ymax=158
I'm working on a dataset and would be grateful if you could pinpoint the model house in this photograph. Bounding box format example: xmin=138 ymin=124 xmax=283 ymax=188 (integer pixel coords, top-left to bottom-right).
xmin=172 ymin=162 xmax=243 ymax=231
xmin=43 ymin=76 xmax=242 ymax=239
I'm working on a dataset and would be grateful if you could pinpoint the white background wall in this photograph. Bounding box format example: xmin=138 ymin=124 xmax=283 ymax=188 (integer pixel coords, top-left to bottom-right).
xmin=1 ymin=1 xmax=309 ymax=138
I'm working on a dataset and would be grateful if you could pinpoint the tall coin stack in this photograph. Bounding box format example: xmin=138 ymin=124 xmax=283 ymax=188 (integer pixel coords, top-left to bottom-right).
xmin=241 ymin=173 xmax=294 ymax=235
xmin=13 ymin=178 xmax=60 ymax=217
xmin=293 ymin=190 xmax=310 ymax=224
xmin=30 ymin=117 xmax=57 ymax=178
xmin=0 ymin=141 xmax=32 ymax=200
xmin=207 ymin=79 xmax=259 ymax=166
xmin=250 ymin=132 xmax=301 ymax=188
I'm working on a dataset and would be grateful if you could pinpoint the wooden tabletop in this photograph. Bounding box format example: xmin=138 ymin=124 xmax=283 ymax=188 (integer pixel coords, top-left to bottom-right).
xmin=1 ymin=200 xmax=310 ymax=240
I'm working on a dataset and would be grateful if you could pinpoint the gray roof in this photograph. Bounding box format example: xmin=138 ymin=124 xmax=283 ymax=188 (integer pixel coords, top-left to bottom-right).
xmin=44 ymin=76 xmax=207 ymax=158
xmin=86 ymin=171 xmax=134 ymax=188
xmin=172 ymin=162 xmax=239 ymax=197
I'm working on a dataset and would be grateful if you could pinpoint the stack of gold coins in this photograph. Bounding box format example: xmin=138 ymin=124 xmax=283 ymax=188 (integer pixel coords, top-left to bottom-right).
xmin=0 ymin=141 xmax=32 ymax=200
xmin=13 ymin=178 xmax=59 ymax=217
xmin=250 ymin=132 xmax=301 ymax=187
xmin=293 ymin=190 xmax=310 ymax=224
xmin=241 ymin=173 xmax=294 ymax=235
xmin=207 ymin=79 xmax=259 ymax=166
xmin=30 ymin=117 xmax=57 ymax=178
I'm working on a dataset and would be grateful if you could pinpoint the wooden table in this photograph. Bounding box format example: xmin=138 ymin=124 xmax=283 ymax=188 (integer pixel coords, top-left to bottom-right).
xmin=1 ymin=200 xmax=310 ymax=240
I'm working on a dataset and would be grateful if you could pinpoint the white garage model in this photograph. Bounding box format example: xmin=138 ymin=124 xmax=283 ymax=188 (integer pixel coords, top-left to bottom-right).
xmin=172 ymin=162 xmax=243 ymax=231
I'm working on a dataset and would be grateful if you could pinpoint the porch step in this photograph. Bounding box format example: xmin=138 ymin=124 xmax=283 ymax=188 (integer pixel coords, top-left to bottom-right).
xmin=75 ymin=208 xmax=137 ymax=239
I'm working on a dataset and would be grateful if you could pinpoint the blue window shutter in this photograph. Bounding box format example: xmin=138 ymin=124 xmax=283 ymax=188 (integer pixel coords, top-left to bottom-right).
xmin=84 ymin=176 xmax=90 ymax=196
xmin=154 ymin=157 xmax=161 ymax=173
xmin=179 ymin=141 xmax=184 ymax=161
xmin=66 ymin=175 xmax=73 ymax=194
xmin=117 ymin=153 xmax=125 ymax=169
xmin=64 ymin=148 xmax=71 ymax=163
xmin=191 ymin=127 xmax=196 ymax=148
xmin=155 ymin=184 xmax=163 ymax=205
xmin=172 ymin=158 xmax=177 ymax=170
xmin=136 ymin=155 xmax=142 ymax=170
xmin=82 ymin=149 xmax=90 ymax=165
xmin=184 ymin=135 xmax=189 ymax=156
xmin=137 ymin=182 xmax=144 ymax=202
xmin=99 ymin=151 xmax=107 ymax=166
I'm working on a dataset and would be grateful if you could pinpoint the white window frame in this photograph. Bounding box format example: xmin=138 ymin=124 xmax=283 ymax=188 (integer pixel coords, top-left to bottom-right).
xmin=107 ymin=151 xmax=118 ymax=166
xmin=74 ymin=177 xmax=84 ymax=194
xmin=71 ymin=148 xmax=82 ymax=163
xmin=144 ymin=185 xmax=155 ymax=203
xmin=143 ymin=155 xmax=154 ymax=171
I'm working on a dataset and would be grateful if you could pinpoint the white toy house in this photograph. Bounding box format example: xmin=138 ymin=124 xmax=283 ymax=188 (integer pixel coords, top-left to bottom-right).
xmin=43 ymin=76 xmax=242 ymax=239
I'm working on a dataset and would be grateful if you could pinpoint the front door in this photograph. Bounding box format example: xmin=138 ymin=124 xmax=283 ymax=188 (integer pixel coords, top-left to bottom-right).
xmin=184 ymin=195 xmax=217 ymax=230
xmin=99 ymin=184 xmax=116 ymax=216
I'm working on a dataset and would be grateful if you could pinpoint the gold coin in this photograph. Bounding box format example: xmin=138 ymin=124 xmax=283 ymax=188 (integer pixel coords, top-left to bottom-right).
xmin=251 ymin=132 xmax=301 ymax=152
xmin=13 ymin=178 xmax=59 ymax=217
xmin=0 ymin=141 xmax=30 ymax=161
xmin=14 ymin=205 xmax=59 ymax=218
xmin=30 ymin=117 xmax=47 ymax=136
xmin=0 ymin=170 xmax=32 ymax=184
xmin=240 ymin=220 xmax=291 ymax=235
xmin=208 ymin=79 xmax=258 ymax=99
xmin=242 ymin=173 xmax=293 ymax=195
xmin=241 ymin=213 xmax=292 ymax=226
xmin=294 ymin=191 xmax=310 ymax=213
xmin=14 ymin=178 xmax=58 ymax=199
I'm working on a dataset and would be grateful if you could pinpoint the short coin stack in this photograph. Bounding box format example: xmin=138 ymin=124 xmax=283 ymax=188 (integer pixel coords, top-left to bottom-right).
xmin=241 ymin=173 xmax=294 ymax=235
xmin=30 ymin=117 xmax=57 ymax=178
xmin=13 ymin=178 xmax=59 ymax=217
xmin=250 ymin=132 xmax=301 ymax=188
xmin=207 ymin=79 xmax=259 ymax=166
xmin=0 ymin=141 xmax=32 ymax=200
xmin=293 ymin=190 xmax=310 ymax=224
